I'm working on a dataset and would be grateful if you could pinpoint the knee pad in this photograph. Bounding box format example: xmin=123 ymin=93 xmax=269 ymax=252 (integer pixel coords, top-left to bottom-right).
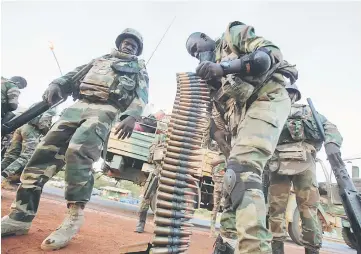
xmin=223 ymin=163 xmax=262 ymax=210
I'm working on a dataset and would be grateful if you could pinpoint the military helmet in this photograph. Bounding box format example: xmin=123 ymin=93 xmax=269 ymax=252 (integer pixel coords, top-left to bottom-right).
xmin=285 ymin=82 xmax=301 ymax=101
xmin=10 ymin=76 xmax=27 ymax=89
xmin=186 ymin=32 xmax=216 ymax=58
xmin=186 ymin=32 xmax=202 ymax=56
xmin=115 ymin=28 xmax=143 ymax=56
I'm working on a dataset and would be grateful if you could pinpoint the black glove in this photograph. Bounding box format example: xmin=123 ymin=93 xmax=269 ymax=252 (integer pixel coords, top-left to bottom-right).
xmin=115 ymin=116 xmax=137 ymax=139
xmin=42 ymin=83 xmax=63 ymax=105
xmin=324 ymin=143 xmax=340 ymax=156
xmin=196 ymin=61 xmax=224 ymax=80
xmin=213 ymin=130 xmax=231 ymax=159
xmin=324 ymin=143 xmax=343 ymax=168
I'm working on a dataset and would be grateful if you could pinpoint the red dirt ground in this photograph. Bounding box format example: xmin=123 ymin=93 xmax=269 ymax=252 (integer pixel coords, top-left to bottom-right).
xmin=0 ymin=190 xmax=339 ymax=254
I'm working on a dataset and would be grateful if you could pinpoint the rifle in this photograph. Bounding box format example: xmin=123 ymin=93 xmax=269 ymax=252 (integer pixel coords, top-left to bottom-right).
xmin=1 ymin=61 xmax=94 ymax=138
xmin=1 ymin=112 xmax=16 ymax=125
xmin=307 ymin=98 xmax=361 ymax=252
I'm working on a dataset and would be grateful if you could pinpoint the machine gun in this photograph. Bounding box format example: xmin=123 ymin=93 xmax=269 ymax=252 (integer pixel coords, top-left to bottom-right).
xmin=1 ymin=61 xmax=94 ymax=139
xmin=307 ymin=98 xmax=361 ymax=252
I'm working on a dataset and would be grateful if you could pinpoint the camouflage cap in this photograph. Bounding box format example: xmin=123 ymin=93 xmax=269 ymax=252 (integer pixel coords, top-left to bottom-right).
xmin=285 ymin=82 xmax=301 ymax=101
xmin=115 ymin=28 xmax=144 ymax=56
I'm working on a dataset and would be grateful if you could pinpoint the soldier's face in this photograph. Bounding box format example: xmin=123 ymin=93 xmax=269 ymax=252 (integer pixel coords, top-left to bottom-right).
xmin=119 ymin=38 xmax=139 ymax=55
xmin=186 ymin=33 xmax=216 ymax=60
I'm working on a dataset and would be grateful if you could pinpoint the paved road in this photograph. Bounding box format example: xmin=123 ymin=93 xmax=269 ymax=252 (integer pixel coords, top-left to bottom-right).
xmin=42 ymin=185 xmax=356 ymax=254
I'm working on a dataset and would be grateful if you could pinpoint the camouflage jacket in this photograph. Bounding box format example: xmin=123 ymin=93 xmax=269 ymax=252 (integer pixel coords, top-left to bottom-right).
xmin=278 ymin=104 xmax=343 ymax=150
xmin=268 ymin=104 xmax=343 ymax=175
xmin=1 ymin=124 xmax=43 ymax=176
xmin=215 ymin=21 xmax=298 ymax=92
xmin=212 ymin=21 xmax=298 ymax=135
xmin=51 ymin=49 xmax=149 ymax=119
xmin=1 ymin=77 xmax=20 ymax=116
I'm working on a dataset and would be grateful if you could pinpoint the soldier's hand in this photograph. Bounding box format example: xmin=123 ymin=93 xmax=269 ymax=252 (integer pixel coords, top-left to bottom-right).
xmin=196 ymin=61 xmax=224 ymax=80
xmin=43 ymin=83 xmax=63 ymax=105
xmin=115 ymin=116 xmax=137 ymax=139
xmin=325 ymin=143 xmax=343 ymax=167
xmin=213 ymin=130 xmax=231 ymax=158
xmin=324 ymin=143 xmax=340 ymax=156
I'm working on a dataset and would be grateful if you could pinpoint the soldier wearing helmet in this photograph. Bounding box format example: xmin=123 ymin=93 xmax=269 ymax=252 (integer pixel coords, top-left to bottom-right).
xmin=267 ymin=84 xmax=343 ymax=254
xmin=186 ymin=21 xmax=298 ymax=254
xmin=1 ymin=76 xmax=27 ymax=121
xmin=1 ymin=28 xmax=149 ymax=251
xmin=285 ymin=82 xmax=301 ymax=104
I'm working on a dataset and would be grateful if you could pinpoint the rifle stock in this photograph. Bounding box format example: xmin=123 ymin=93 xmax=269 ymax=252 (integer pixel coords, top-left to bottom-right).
xmin=307 ymin=98 xmax=361 ymax=252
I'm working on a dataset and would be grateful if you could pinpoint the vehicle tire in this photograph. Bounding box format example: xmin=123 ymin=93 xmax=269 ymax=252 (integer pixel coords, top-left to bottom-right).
xmin=288 ymin=207 xmax=322 ymax=246
xmin=342 ymin=227 xmax=357 ymax=250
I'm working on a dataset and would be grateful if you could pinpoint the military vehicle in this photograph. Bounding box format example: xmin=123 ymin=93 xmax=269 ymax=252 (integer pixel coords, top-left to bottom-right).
xmin=102 ymin=115 xmax=220 ymax=212
xmin=286 ymin=158 xmax=360 ymax=250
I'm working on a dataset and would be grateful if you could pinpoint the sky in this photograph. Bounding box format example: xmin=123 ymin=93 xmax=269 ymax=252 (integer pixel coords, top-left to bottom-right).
xmin=1 ymin=1 xmax=360 ymax=176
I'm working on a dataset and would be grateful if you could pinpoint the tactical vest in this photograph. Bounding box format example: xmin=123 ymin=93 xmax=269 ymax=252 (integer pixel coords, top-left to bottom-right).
xmin=282 ymin=104 xmax=322 ymax=143
xmin=268 ymin=104 xmax=322 ymax=175
xmin=79 ymin=55 xmax=142 ymax=111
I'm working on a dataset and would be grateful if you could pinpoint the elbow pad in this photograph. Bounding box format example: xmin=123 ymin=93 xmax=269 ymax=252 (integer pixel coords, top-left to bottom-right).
xmin=240 ymin=48 xmax=272 ymax=76
xmin=221 ymin=48 xmax=272 ymax=77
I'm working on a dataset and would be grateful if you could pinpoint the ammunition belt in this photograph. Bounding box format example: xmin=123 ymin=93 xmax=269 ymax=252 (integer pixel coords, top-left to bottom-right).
xmin=151 ymin=72 xmax=211 ymax=254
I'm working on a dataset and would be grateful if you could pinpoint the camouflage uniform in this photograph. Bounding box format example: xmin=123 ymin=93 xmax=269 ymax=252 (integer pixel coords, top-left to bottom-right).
xmin=135 ymin=127 xmax=167 ymax=233
xmin=1 ymin=108 xmax=54 ymax=186
xmin=2 ymin=29 xmax=148 ymax=251
xmin=1 ymin=125 xmax=43 ymax=180
xmin=267 ymin=103 xmax=343 ymax=251
xmin=198 ymin=22 xmax=297 ymax=254
xmin=1 ymin=77 xmax=20 ymax=119
xmin=210 ymin=157 xmax=226 ymax=236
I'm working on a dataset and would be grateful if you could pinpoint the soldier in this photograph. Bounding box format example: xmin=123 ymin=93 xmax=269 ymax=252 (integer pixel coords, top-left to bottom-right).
xmin=134 ymin=165 xmax=160 ymax=233
xmin=1 ymin=28 xmax=149 ymax=251
xmin=134 ymin=111 xmax=167 ymax=233
xmin=210 ymin=154 xmax=226 ymax=237
xmin=1 ymin=76 xmax=27 ymax=121
xmin=186 ymin=21 xmax=298 ymax=253
xmin=1 ymin=109 xmax=55 ymax=188
xmin=267 ymin=83 xmax=343 ymax=254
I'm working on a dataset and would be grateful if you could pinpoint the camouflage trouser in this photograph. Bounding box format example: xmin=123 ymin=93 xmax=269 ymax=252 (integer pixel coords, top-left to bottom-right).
xmin=220 ymin=82 xmax=291 ymax=254
xmin=211 ymin=176 xmax=223 ymax=229
xmin=268 ymin=158 xmax=322 ymax=250
xmin=138 ymin=195 xmax=152 ymax=212
xmin=8 ymin=100 xmax=119 ymax=222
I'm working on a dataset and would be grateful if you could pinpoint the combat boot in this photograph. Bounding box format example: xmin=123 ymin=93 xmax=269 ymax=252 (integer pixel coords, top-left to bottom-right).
xmin=272 ymin=240 xmax=284 ymax=254
xmin=40 ymin=203 xmax=84 ymax=251
xmin=213 ymin=234 xmax=235 ymax=254
xmin=1 ymin=215 xmax=32 ymax=237
xmin=1 ymin=178 xmax=16 ymax=190
xmin=305 ymin=247 xmax=319 ymax=254
xmin=134 ymin=210 xmax=147 ymax=233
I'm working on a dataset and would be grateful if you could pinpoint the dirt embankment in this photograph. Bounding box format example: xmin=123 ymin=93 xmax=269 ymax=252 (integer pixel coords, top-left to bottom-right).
xmin=1 ymin=190 xmax=324 ymax=254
